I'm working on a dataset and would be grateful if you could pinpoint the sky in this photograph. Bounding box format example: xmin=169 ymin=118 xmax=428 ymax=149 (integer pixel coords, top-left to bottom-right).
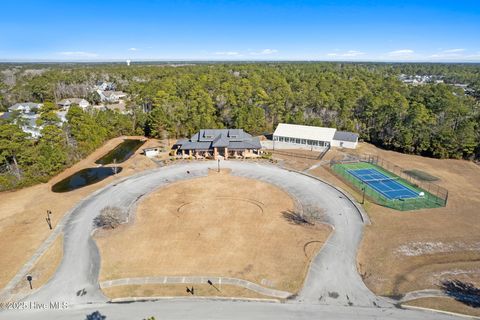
xmin=0 ymin=0 xmax=479 ymax=62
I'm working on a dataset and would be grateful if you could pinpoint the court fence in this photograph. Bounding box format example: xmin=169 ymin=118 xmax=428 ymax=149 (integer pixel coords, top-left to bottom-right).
xmin=329 ymin=155 xmax=448 ymax=211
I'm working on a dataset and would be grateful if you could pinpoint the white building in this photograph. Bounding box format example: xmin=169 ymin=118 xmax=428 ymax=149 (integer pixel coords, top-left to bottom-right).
xmin=143 ymin=146 xmax=163 ymax=158
xmin=97 ymin=90 xmax=127 ymax=103
xmin=57 ymin=98 xmax=90 ymax=110
xmin=272 ymin=123 xmax=359 ymax=149
xmin=8 ymin=102 xmax=43 ymax=113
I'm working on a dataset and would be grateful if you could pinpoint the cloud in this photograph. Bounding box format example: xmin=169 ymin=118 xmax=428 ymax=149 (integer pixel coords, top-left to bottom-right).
xmin=250 ymin=49 xmax=279 ymax=55
xmin=429 ymin=48 xmax=469 ymax=59
xmin=326 ymin=50 xmax=365 ymax=58
xmin=128 ymin=47 xmax=139 ymax=51
xmin=58 ymin=51 xmax=98 ymax=58
xmin=214 ymin=51 xmax=240 ymax=56
xmin=443 ymin=48 xmax=465 ymax=53
xmin=388 ymin=49 xmax=414 ymax=56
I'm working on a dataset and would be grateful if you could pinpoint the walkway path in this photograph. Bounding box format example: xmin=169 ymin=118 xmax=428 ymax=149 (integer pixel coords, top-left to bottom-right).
xmin=1 ymin=161 xmax=463 ymax=319
xmin=100 ymin=276 xmax=292 ymax=299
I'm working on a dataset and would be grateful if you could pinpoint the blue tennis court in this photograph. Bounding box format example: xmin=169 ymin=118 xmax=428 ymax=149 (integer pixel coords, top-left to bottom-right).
xmin=347 ymin=168 xmax=419 ymax=200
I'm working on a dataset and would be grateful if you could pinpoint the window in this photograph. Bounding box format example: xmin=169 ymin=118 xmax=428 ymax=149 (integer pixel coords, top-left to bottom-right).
xmin=295 ymin=138 xmax=300 ymax=144
xmin=280 ymin=136 xmax=284 ymax=142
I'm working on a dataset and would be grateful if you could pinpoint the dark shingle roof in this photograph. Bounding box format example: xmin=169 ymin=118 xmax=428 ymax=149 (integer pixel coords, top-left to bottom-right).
xmin=177 ymin=129 xmax=261 ymax=150
xmin=333 ymin=131 xmax=359 ymax=142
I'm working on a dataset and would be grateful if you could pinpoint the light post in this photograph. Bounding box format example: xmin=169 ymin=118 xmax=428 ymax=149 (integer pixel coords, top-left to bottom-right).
xmin=207 ymin=279 xmax=220 ymax=292
xmin=46 ymin=210 xmax=52 ymax=230
xmin=26 ymin=275 xmax=33 ymax=289
xmin=217 ymin=159 xmax=220 ymax=173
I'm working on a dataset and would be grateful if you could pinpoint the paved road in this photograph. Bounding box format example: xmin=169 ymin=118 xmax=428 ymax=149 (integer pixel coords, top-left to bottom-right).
xmin=1 ymin=299 xmax=463 ymax=320
xmin=1 ymin=161 xmax=463 ymax=319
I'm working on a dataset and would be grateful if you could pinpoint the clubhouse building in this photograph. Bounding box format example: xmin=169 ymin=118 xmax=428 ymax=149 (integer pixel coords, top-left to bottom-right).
xmin=175 ymin=129 xmax=262 ymax=159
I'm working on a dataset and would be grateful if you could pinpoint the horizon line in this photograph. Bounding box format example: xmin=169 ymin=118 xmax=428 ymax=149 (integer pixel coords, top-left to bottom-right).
xmin=1 ymin=59 xmax=480 ymax=64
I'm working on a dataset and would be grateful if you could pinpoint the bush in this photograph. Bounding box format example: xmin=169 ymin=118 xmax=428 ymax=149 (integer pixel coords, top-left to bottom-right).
xmin=93 ymin=206 xmax=125 ymax=229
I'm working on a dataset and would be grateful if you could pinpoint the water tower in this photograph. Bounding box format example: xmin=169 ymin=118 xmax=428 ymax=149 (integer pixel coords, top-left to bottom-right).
xmin=126 ymin=59 xmax=131 ymax=66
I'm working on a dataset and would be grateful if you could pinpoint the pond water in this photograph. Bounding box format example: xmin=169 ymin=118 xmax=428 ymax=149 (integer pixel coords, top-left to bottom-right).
xmin=95 ymin=139 xmax=145 ymax=165
xmin=51 ymin=167 xmax=123 ymax=193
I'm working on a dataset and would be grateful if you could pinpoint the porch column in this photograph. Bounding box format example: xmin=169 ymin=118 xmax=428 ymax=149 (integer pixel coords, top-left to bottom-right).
xmin=224 ymin=147 xmax=228 ymax=160
xmin=214 ymin=147 xmax=218 ymax=159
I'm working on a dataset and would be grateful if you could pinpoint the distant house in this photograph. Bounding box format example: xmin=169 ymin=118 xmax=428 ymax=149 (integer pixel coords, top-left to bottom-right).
xmin=8 ymin=102 xmax=43 ymax=113
xmin=272 ymin=123 xmax=359 ymax=149
xmin=97 ymin=90 xmax=127 ymax=103
xmin=20 ymin=113 xmax=43 ymax=138
xmin=57 ymin=98 xmax=90 ymax=110
xmin=95 ymin=81 xmax=116 ymax=91
xmin=175 ymin=129 xmax=262 ymax=159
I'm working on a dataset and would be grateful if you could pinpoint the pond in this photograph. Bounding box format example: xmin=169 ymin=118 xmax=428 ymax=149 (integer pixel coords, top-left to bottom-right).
xmin=95 ymin=139 xmax=145 ymax=165
xmin=51 ymin=167 xmax=123 ymax=193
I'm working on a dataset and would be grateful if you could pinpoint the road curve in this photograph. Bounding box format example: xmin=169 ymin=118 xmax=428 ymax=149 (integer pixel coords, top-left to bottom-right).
xmin=2 ymin=161 xmax=463 ymax=319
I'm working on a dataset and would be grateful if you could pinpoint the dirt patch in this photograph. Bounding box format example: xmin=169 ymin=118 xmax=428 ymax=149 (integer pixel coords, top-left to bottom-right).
xmin=103 ymin=284 xmax=269 ymax=300
xmin=404 ymin=297 xmax=480 ymax=317
xmin=95 ymin=171 xmax=331 ymax=296
xmin=10 ymin=235 xmax=63 ymax=299
xmin=273 ymin=143 xmax=480 ymax=316
xmin=0 ymin=136 xmax=161 ymax=291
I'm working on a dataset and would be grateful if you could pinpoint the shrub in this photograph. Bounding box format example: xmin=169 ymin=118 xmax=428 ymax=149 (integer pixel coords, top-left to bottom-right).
xmin=94 ymin=206 xmax=125 ymax=229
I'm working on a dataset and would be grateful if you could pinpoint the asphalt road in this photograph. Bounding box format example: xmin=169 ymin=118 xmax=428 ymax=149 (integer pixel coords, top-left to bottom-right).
xmin=1 ymin=161 xmax=463 ymax=319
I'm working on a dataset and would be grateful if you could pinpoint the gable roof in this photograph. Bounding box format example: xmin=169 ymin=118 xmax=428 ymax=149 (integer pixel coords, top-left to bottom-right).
xmin=178 ymin=129 xmax=261 ymax=150
xmin=9 ymin=102 xmax=42 ymax=111
xmin=333 ymin=131 xmax=359 ymax=142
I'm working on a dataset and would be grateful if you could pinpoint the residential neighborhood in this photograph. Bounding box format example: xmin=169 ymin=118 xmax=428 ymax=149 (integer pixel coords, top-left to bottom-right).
xmin=0 ymin=82 xmax=130 ymax=138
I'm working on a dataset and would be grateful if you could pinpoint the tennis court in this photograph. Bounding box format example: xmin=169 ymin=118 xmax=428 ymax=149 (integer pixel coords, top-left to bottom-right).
xmin=347 ymin=168 xmax=419 ymax=200
xmin=330 ymin=159 xmax=447 ymax=211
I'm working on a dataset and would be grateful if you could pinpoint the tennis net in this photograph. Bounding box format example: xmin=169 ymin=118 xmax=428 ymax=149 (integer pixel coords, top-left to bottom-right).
xmin=361 ymin=177 xmax=399 ymax=183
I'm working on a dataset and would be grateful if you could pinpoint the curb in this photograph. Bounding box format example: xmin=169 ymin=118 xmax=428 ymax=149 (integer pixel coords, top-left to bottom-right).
xmin=402 ymin=304 xmax=480 ymax=319
xmin=286 ymin=168 xmax=371 ymax=225
xmin=109 ymin=296 xmax=281 ymax=304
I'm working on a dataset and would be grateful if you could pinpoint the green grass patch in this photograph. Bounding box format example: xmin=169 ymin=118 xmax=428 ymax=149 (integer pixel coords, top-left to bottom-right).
xmin=403 ymin=169 xmax=439 ymax=182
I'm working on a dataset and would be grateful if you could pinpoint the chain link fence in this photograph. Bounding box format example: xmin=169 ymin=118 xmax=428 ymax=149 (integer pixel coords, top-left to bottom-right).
xmin=330 ymin=155 xmax=448 ymax=211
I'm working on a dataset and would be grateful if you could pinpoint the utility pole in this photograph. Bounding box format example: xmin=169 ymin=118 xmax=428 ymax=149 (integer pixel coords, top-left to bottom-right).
xmin=361 ymin=186 xmax=366 ymax=204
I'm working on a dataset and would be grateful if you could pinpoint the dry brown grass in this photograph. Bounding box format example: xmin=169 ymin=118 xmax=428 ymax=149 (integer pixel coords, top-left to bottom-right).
xmin=274 ymin=143 xmax=480 ymax=316
xmin=103 ymin=284 xmax=269 ymax=300
xmin=0 ymin=136 xmax=160 ymax=290
xmin=11 ymin=235 xmax=63 ymax=297
xmin=95 ymin=170 xmax=331 ymax=296
xmin=405 ymin=297 xmax=480 ymax=317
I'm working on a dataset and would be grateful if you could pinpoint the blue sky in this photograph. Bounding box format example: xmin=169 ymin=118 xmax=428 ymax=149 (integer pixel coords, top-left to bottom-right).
xmin=1 ymin=0 xmax=479 ymax=62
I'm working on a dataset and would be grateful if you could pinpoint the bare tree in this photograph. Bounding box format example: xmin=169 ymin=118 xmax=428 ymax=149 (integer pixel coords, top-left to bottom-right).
xmin=94 ymin=206 xmax=125 ymax=229
xmin=282 ymin=205 xmax=326 ymax=226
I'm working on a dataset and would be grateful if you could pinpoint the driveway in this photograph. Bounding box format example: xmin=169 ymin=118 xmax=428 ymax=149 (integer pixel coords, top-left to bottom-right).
xmin=1 ymin=161 xmax=462 ymax=319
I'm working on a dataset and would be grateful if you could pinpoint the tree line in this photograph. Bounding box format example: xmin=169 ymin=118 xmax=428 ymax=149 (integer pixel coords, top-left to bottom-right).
xmin=0 ymin=62 xmax=479 ymax=190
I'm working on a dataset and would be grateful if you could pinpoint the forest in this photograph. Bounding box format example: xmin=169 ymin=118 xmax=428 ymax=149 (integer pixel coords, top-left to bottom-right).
xmin=0 ymin=62 xmax=479 ymax=190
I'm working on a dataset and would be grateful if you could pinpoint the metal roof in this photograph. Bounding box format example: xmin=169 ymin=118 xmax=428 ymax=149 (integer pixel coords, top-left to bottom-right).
xmin=273 ymin=123 xmax=337 ymax=141
xmin=333 ymin=131 xmax=359 ymax=143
